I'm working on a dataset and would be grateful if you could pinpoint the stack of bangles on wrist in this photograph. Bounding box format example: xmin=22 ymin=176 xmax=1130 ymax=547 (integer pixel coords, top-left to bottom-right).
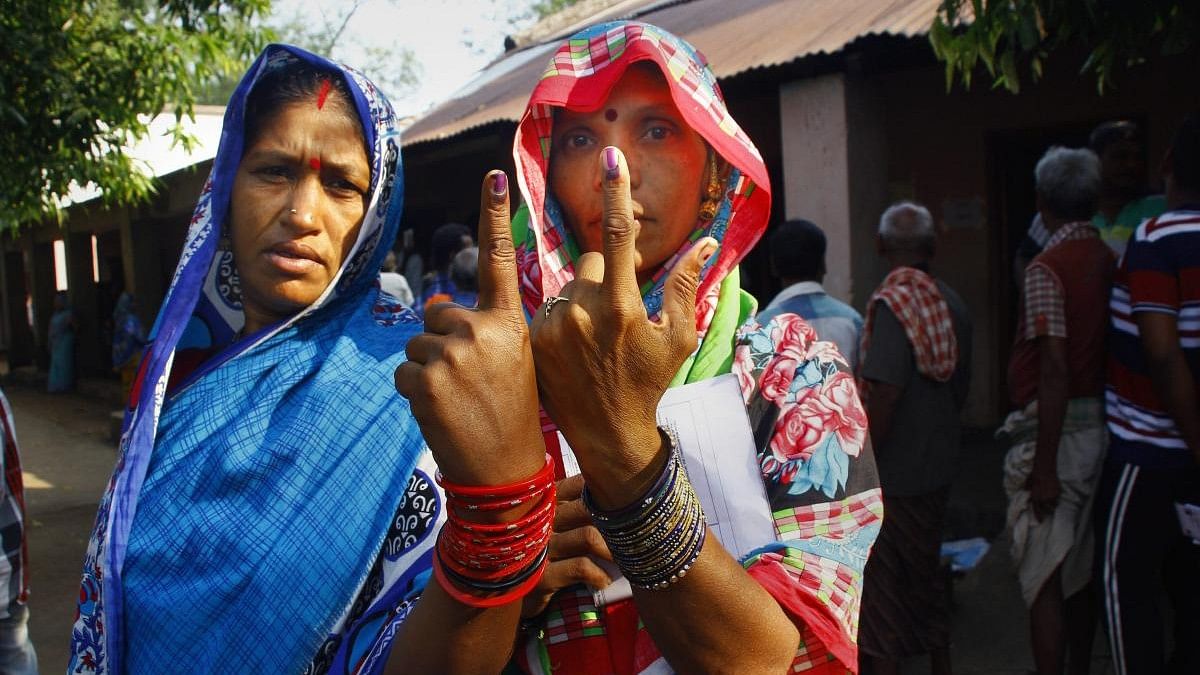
xmin=583 ymin=426 xmax=707 ymax=590
xmin=433 ymin=454 xmax=555 ymax=608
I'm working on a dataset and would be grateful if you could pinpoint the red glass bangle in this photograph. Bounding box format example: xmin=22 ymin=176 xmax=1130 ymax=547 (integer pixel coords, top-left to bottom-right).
xmin=439 ymin=522 xmax=553 ymax=579
xmin=452 ymin=488 xmax=556 ymax=534
xmin=452 ymin=514 xmax=554 ymax=552
xmin=432 ymin=546 xmax=549 ymax=609
xmin=431 ymin=453 xmax=556 ymax=605
xmin=436 ymin=453 xmax=554 ymax=500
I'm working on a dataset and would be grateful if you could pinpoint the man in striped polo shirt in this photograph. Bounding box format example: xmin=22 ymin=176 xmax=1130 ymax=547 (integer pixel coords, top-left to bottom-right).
xmin=1100 ymin=112 xmax=1200 ymax=674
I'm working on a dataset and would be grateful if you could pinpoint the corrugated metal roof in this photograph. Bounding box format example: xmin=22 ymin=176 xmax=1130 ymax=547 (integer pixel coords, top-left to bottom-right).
xmin=403 ymin=0 xmax=940 ymax=146
xmin=61 ymin=106 xmax=226 ymax=208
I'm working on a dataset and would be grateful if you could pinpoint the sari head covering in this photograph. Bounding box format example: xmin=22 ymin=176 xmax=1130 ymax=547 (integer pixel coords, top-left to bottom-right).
xmin=514 ymin=21 xmax=770 ymax=380
xmin=69 ymin=45 xmax=424 ymax=674
xmin=512 ymin=22 xmax=881 ymax=674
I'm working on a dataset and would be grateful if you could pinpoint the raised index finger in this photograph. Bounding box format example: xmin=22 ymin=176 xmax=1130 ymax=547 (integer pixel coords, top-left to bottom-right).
xmin=476 ymin=170 xmax=520 ymax=312
xmin=600 ymin=146 xmax=639 ymax=300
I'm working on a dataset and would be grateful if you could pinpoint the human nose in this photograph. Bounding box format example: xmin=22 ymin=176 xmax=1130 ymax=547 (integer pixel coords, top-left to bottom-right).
xmin=285 ymin=175 xmax=322 ymax=230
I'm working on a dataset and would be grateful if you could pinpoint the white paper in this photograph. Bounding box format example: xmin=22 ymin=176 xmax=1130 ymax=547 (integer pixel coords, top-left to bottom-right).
xmin=556 ymin=373 xmax=775 ymax=607
xmin=1176 ymin=502 xmax=1200 ymax=546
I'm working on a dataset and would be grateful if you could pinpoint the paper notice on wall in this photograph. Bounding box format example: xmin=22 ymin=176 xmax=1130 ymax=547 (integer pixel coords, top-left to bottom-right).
xmin=556 ymin=373 xmax=774 ymax=607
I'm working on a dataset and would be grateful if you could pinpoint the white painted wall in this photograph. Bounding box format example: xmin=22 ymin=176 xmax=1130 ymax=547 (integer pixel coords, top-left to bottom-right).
xmin=779 ymin=74 xmax=854 ymax=303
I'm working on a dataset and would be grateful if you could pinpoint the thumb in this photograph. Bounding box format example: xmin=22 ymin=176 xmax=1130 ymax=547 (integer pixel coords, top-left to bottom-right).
xmin=659 ymin=237 xmax=718 ymax=339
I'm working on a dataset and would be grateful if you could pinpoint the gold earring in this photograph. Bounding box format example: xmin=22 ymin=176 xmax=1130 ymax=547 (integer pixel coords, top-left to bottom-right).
xmin=698 ymin=155 xmax=723 ymax=221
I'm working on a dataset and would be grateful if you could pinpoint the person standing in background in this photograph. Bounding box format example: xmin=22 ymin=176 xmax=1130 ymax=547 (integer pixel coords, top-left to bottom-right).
xmin=46 ymin=291 xmax=76 ymax=393
xmin=111 ymin=292 xmax=147 ymax=403
xmin=1099 ymin=112 xmax=1200 ymax=675
xmin=758 ymin=219 xmax=864 ymax=371
xmin=447 ymin=246 xmax=479 ymax=308
xmin=1002 ymin=147 xmax=1113 ymax=675
xmin=417 ymin=222 xmax=472 ymax=317
xmin=400 ymin=229 xmax=424 ymax=300
xmin=379 ymin=250 xmax=415 ymax=307
xmin=858 ymin=202 xmax=972 ymax=675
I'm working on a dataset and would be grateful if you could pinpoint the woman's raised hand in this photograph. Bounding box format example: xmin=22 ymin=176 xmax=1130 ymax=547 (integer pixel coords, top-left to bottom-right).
xmin=395 ymin=171 xmax=544 ymax=487
xmin=531 ymin=147 xmax=717 ymax=510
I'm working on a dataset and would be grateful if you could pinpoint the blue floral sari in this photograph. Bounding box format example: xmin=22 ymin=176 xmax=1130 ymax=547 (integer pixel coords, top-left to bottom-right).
xmin=68 ymin=45 xmax=432 ymax=674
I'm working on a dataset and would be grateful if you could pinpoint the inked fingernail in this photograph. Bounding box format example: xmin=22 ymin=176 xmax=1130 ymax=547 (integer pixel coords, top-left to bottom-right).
xmin=491 ymin=171 xmax=507 ymax=197
xmin=698 ymin=239 xmax=718 ymax=264
xmin=604 ymin=147 xmax=620 ymax=181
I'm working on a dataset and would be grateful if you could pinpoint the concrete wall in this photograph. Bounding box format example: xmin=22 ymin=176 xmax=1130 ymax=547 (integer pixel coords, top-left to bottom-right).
xmin=779 ymin=74 xmax=855 ymax=301
xmin=777 ymin=65 xmax=889 ymax=307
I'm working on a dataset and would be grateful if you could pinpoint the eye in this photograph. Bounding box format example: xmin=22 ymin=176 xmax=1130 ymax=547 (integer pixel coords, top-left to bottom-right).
xmin=254 ymin=165 xmax=292 ymax=180
xmin=644 ymin=125 xmax=672 ymax=141
xmin=558 ymin=131 xmax=595 ymax=151
xmin=326 ymin=177 xmax=365 ymax=197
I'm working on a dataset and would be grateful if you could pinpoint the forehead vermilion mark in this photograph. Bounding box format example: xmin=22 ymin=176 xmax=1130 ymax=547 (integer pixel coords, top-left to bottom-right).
xmin=309 ymin=157 xmax=321 ymax=171
xmin=316 ymin=79 xmax=332 ymax=110
xmin=604 ymin=108 xmax=618 ymax=122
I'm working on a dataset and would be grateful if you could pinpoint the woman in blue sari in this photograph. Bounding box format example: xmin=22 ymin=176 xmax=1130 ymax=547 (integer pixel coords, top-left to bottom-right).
xmin=47 ymin=291 xmax=75 ymax=393
xmin=68 ymin=45 xmax=546 ymax=674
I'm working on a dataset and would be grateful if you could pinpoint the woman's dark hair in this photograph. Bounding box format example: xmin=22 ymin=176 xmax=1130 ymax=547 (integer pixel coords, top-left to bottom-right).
xmin=1088 ymin=120 xmax=1142 ymax=156
xmin=1169 ymin=112 xmax=1200 ymax=192
xmin=243 ymin=59 xmax=360 ymax=150
xmin=431 ymin=222 xmax=472 ymax=272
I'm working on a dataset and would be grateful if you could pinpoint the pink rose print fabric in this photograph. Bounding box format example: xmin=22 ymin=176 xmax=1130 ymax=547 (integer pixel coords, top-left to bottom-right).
xmin=735 ymin=312 xmax=882 ymax=671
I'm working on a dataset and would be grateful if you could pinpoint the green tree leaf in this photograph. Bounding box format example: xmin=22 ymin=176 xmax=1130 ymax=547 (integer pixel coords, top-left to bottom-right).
xmin=932 ymin=0 xmax=1196 ymax=94
xmin=0 ymin=0 xmax=272 ymax=230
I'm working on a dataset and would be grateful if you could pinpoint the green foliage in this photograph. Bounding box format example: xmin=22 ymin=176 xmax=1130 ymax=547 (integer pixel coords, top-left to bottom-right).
xmin=531 ymin=0 xmax=585 ymax=20
xmin=0 ymin=0 xmax=272 ymax=229
xmin=931 ymin=0 xmax=1198 ymax=94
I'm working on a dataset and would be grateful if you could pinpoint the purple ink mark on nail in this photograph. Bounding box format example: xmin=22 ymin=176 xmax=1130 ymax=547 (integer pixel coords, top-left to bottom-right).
xmin=604 ymin=147 xmax=619 ymax=180
xmin=492 ymin=172 xmax=507 ymax=196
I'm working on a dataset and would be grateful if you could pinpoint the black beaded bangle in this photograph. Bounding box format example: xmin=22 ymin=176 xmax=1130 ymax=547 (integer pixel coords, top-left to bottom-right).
xmin=584 ymin=426 xmax=708 ymax=590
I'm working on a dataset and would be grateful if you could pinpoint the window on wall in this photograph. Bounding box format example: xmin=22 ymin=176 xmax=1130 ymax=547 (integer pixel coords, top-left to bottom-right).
xmin=53 ymin=239 xmax=68 ymax=291
xmin=91 ymin=235 xmax=100 ymax=284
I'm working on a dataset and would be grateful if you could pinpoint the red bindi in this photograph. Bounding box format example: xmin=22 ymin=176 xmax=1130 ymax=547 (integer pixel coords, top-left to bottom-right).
xmin=316 ymin=79 xmax=332 ymax=110
xmin=604 ymin=108 xmax=618 ymax=122
xmin=309 ymin=157 xmax=321 ymax=171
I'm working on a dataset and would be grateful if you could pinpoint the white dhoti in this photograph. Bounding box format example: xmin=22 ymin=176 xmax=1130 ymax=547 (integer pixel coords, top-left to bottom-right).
xmin=1001 ymin=398 xmax=1107 ymax=605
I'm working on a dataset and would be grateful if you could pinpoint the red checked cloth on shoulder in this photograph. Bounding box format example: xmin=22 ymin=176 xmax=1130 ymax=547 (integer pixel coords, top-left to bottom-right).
xmin=861 ymin=266 xmax=958 ymax=383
